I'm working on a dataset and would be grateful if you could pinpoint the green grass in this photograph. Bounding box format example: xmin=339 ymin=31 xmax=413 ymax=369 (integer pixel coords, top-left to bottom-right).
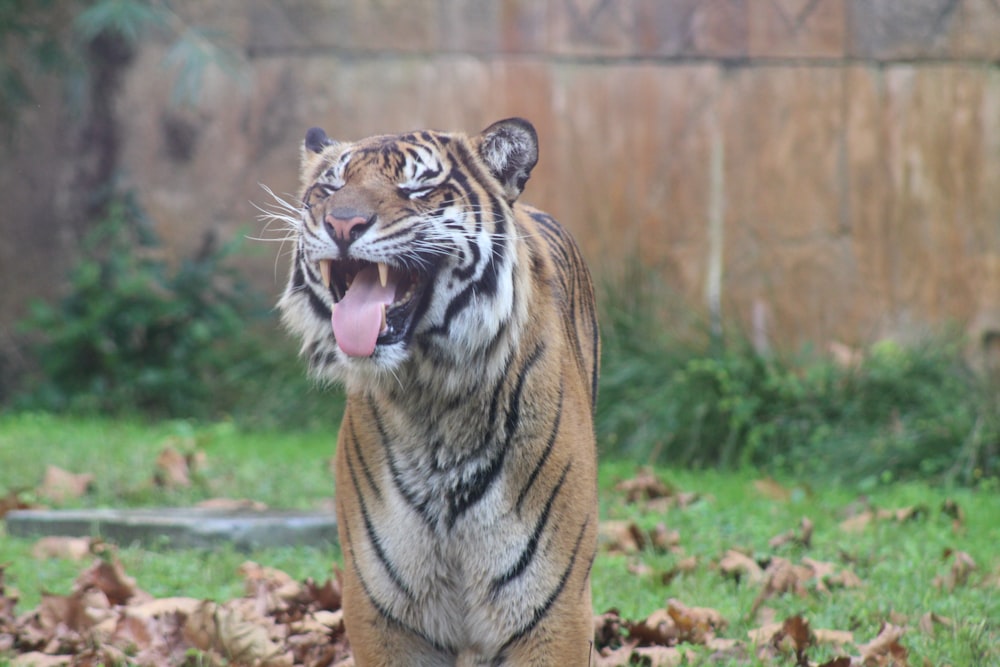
xmin=2 ymin=415 xmax=999 ymax=665
xmin=0 ymin=412 xmax=340 ymax=509
xmin=595 ymin=461 xmax=1000 ymax=665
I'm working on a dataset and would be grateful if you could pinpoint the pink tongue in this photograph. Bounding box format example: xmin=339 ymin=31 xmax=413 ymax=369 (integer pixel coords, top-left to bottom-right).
xmin=331 ymin=265 xmax=396 ymax=357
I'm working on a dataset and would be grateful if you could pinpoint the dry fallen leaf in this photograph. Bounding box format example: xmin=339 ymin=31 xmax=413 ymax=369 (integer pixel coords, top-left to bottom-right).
xmin=818 ymin=658 xmax=852 ymax=667
xmin=941 ymin=498 xmax=965 ymax=533
xmin=0 ymin=489 xmax=36 ymax=518
xmin=627 ymin=560 xmax=654 ymax=577
xmin=814 ymin=628 xmax=854 ymax=647
xmin=11 ymin=652 xmax=70 ymax=666
xmin=772 ymin=615 xmax=812 ymax=662
xmin=749 ymin=557 xmax=812 ymax=617
xmin=593 ymin=608 xmax=625 ymax=650
xmin=625 ymin=607 xmax=679 ymax=646
xmin=599 ymin=521 xmax=639 ymax=554
xmin=37 ymin=466 xmax=94 ymax=503
xmin=839 ymin=510 xmax=874 ymax=533
xmin=841 ymin=505 xmax=928 ymax=533
xmin=31 ymin=537 xmax=93 ymax=561
xmin=933 ymin=549 xmax=977 ymax=591
xmin=76 ymin=556 xmax=150 ymax=607
xmin=802 ymin=557 xmax=862 ymax=593
xmin=154 ymin=445 xmax=193 ymax=488
xmin=127 ymin=596 xmax=203 ymax=619
xmin=629 ymin=645 xmax=685 ymax=666
xmin=718 ymin=549 xmax=765 ymax=585
xmin=612 ymin=468 xmax=702 ymax=514
xmin=650 ymin=524 xmax=681 ymax=552
xmin=753 ymin=477 xmax=792 ymax=502
xmin=857 ymin=623 xmax=909 ymax=666
xmin=615 ymin=468 xmax=674 ymax=503
xmin=918 ymin=612 xmax=955 ymax=637
xmin=304 ymin=572 xmax=343 ymax=612
xmin=594 ymin=643 xmax=639 ymax=667
xmin=660 ymin=556 xmax=698 ymax=585
xmin=769 ymin=517 xmax=814 ymax=549
xmin=875 ymin=505 xmax=927 ymax=523
xmin=665 ymin=598 xmax=726 ymax=644
xmin=3 ymin=551 xmax=355 ymax=667
xmin=599 ymin=521 xmax=680 ymax=555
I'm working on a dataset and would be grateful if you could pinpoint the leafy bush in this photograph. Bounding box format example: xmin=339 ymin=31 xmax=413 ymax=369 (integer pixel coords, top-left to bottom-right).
xmin=14 ymin=194 xmax=344 ymax=428
xmin=1 ymin=0 xmax=245 ymax=128
xmin=18 ymin=196 xmax=258 ymax=418
xmin=596 ymin=265 xmax=1000 ymax=485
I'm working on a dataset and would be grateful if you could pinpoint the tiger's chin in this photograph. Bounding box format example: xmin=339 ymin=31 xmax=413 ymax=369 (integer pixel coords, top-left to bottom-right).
xmin=302 ymin=336 xmax=412 ymax=392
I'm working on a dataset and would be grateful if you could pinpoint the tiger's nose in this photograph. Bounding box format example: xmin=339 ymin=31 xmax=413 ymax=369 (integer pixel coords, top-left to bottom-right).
xmin=324 ymin=209 xmax=373 ymax=247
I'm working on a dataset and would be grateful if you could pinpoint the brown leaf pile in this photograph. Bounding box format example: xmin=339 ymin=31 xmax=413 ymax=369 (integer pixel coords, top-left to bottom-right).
xmin=5 ymin=468 xmax=982 ymax=666
xmin=594 ymin=470 xmax=924 ymax=667
xmin=0 ymin=551 xmax=350 ymax=667
xmin=615 ymin=467 xmax=701 ymax=512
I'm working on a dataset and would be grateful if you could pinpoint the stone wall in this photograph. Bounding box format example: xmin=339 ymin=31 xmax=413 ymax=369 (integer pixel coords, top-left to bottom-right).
xmin=4 ymin=0 xmax=1000 ymax=353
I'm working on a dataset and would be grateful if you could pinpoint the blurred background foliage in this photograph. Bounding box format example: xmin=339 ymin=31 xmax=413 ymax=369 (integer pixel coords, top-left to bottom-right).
xmin=0 ymin=0 xmax=242 ymax=125
xmin=597 ymin=266 xmax=999 ymax=486
xmin=2 ymin=0 xmax=998 ymax=486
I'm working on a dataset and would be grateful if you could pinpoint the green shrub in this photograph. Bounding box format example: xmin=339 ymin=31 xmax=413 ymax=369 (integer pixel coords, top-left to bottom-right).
xmin=17 ymin=196 xmax=260 ymax=418
xmin=596 ymin=266 xmax=1000 ymax=485
xmin=13 ymin=195 xmax=344 ymax=429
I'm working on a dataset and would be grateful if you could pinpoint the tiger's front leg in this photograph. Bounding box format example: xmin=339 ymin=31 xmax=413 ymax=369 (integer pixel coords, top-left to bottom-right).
xmin=479 ymin=579 xmax=596 ymax=667
xmin=340 ymin=571 xmax=456 ymax=667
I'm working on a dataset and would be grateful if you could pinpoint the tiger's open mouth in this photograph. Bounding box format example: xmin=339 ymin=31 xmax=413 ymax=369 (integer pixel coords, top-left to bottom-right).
xmin=317 ymin=258 xmax=426 ymax=357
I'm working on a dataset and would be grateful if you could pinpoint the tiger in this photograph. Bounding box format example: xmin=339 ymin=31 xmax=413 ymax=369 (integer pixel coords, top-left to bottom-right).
xmin=275 ymin=118 xmax=600 ymax=666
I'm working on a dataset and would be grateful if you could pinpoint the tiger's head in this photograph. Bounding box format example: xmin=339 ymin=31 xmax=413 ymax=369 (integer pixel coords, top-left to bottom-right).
xmin=275 ymin=118 xmax=539 ymax=388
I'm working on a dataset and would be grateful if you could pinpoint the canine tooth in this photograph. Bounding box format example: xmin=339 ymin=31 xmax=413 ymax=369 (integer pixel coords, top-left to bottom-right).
xmin=378 ymin=262 xmax=389 ymax=288
xmin=319 ymin=260 xmax=332 ymax=288
xmin=380 ymin=303 xmax=387 ymax=332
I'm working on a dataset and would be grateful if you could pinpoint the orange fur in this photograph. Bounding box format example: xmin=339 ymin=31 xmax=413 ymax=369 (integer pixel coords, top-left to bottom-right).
xmin=277 ymin=120 xmax=599 ymax=666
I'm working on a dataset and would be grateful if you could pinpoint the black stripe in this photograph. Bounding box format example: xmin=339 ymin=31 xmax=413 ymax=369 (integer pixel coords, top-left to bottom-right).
xmin=486 ymin=352 xmax=515 ymax=435
xmin=446 ymin=344 xmax=545 ymax=527
xmin=307 ymin=341 xmax=322 ymax=368
xmin=377 ymin=212 xmax=415 ymax=233
xmin=498 ymin=515 xmax=592 ymax=654
xmin=453 ymin=239 xmax=480 ymax=280
xmin=368 ymin=397 xmax=436 ymax=528
xmin=446 ymin=447 xmax=505 ymax=530
xmin=580 ymin=546 xmax=597 ymax=596
xmin=292 ymin=261 xmax=305 ymax=290
xmin=502 ymin=343 xmax=546 ymax=444
xmin=478 ymin=192 xmax=507 ymax=298
xmin=481 ymin=316 xmax=510 ymax=364
xmin=531 ymin=212 xmax=573 ymax=273
xmin=426 ymin=281 xmax=474 ymax=337
xmin=451 ymin=167 xmax=482 ymax=235
xmin=491 ymin=461 xmax=571 ymax=595
xmin=344 ymin=432 xmax=415 ymax=601
xmin=340 ymin=518 xmax=452 ymax=654
xmin=424 ymin=173 xmax=510 ymax=338
xmin=305 ymin=282 xmax=331 ymax=321
xmin=514 ymin=380 xmax=564 ymax=515
xmin=348 ymin=414 xmax=381 ymax=501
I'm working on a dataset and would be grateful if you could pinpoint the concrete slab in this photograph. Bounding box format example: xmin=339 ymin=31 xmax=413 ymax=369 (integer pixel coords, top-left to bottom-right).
xmin=4 ymin=508 xmax=338 ymax=552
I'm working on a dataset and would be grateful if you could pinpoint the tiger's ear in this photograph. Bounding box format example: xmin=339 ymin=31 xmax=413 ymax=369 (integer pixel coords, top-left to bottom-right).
xmin=305 ymin=127 xmax=335 ymax=154
xmin=300 ymin=126 xmax=337 ymax=185
xmin=476 ymin=118 xmax=538 ymax=202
